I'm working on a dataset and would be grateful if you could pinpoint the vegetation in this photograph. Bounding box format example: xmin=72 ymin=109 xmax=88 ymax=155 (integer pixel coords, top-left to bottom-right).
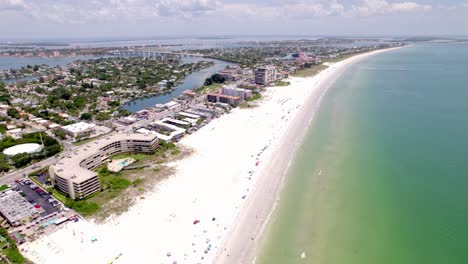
xmin=0 ymin=124 xmax=7 ymax=135
xmin=0 ymin=81 xmax=10 ymax=104
xmin=0 ymin=132 xmax=62 ymax=169
xmin=247 ymin=93 xmax=262 ymax=102
xmin=293 ymin=64 xmax=329 ymax=77
xmin=275 ymin=80 xmax=291 ymax=86
xmin=0 ymin=227 xmax=26 ymax=264
xmin=6 ymin=108 xmax=20 ymax=119
xmin=80 ymin=112 xmax=92 ymax=120
xmin=46 ymin=187 xmax=68 ymax=204
xmin=65 ymin=199 xmax=99 ymax=216
xmin=67 ymin=141 xmax=182 ymax=218
xmin=203 ymin=73 xmax=226 ymax=86
xmin=194 ymin=82 xmax=223 ymax=94
xmin=0 ymin=154 xmax=10 ymax=172
xmin=0 ymin=184 xmax=8 ymax=191
xmin=52 ymin=129 xmax=66 ymax=140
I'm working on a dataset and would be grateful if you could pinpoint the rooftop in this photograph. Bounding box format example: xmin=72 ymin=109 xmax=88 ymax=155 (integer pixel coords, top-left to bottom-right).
xmin=3 ymin=143 xmax=43 ymax=156
xmin=207 ymin=93 xmax=241 ymax=100
xmin=52 ymin=133 xmax=158 ymax=183
xmin=178 ymin=111 xmax=201 ymax=119
xmin=0 ymin=191 xmax=39 ymax=226
xmin=62 ymin=122 xmax=96 ymax=133
xmin=162 ymin=118 xmax=191 ymax=126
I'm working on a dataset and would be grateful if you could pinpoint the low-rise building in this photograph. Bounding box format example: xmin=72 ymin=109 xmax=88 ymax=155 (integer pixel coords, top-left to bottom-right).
xmin=221 ymin=85 xmax=252 ymax=101
xmin=207 ymin=93 xmax=242 ymax=106
xmin=61 ymin=122 xmax=97 ymax=140
xmin=49 ymin=133 xmax=159 ymax=199
xmin=177 ymin=112 xmax=201 ymax=120
xmin=162 ymin=118 xmax=191 ymax=129
xmin=142 ymin=121 xmax=186 ymax=142
xmin=0 ymin=191 xmax=40 ymax=227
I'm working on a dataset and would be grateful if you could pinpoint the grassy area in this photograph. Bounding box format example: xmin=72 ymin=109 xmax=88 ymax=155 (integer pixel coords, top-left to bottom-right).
xmin=69 ymin=141 xmax=185 ymax=219
xmin=65 ymin=199 xmax=99 ymax=216
xmin=247 ymin=93 xmax=262 ymax=102
xmin=194 ymin=82 xmax=223 ymax=94
xmin=293 ymin=64 xmax=329 ymax=77
xmin=110 ymin=153 xmax=149 ymax=163
xmin=72 ymin=137 xmax=96 ymax=146
xmin=0 ymin=184 xmax=8 ymax=191
xmin=274 ymin=80 xmax=291 ymax=86
xmin=47 ymin=188 xmax=68 ymax=204
xmin=0 ymin=228 xmax=25 ymax=264
xmin=33 ymin=141 xmax=185 ymax=218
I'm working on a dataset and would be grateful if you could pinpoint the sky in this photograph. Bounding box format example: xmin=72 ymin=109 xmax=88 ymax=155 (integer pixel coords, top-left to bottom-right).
xmin=0 ymin=0 xmax=467 ymax=39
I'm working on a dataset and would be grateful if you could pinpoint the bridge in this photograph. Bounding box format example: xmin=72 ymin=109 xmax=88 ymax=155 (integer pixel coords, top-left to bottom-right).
xmin=110 ymin=48 xmax=205 ymax=58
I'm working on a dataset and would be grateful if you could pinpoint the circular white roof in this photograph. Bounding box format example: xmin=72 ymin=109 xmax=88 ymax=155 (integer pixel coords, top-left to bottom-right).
xmin=3 ymin=143 xmax=43 ymax=156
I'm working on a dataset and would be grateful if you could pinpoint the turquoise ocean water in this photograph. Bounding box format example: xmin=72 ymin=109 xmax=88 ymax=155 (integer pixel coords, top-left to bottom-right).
xmin=258 ymin=44 xmax=468 ymax=264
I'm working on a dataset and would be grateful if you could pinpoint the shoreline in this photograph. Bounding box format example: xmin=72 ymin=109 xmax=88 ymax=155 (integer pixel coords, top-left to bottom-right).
xmin=214 ymin=46 xmax=404 ymax=264
xmin=18 ymin=47 xmax=403 ymax=264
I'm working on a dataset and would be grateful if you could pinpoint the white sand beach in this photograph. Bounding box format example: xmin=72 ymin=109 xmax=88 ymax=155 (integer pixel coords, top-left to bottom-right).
xmin=20 ymin=48 xmax=399 ymax=264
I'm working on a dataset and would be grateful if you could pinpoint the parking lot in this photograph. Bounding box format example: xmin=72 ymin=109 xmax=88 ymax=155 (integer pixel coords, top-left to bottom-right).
xmin=14 ymin=179 xmax=60 ymax=217
xmin=32 ymin=171 xmax=51 ymax=187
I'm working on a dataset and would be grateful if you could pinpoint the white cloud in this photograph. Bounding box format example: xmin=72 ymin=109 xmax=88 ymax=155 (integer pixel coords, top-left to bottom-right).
xmin=0 ymin=0 xmax=29 ymax=10
xmin=0 ymin=0 xmax=221 ymax=23
xmin=221 ymin=0 xmax=345 ymax=21
xmin=0 ymin=0 xmax=435 ymax=24
xmin=350 ymin=0 xmax=431 ymax=16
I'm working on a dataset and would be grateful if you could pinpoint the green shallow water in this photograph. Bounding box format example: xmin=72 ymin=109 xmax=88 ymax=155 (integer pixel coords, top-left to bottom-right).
xmin=258 ymin=44 xmax=468 ymax=264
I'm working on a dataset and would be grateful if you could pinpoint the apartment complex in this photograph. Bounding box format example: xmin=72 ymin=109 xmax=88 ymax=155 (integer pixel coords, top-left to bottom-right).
xmin=49 ymin=133 xmax=159 ymax=199
xmin=221 ymin=85 xmax=253 ymax=101
xmin=207 ymin=93 xmax=241 ymax=106
xmin=254 ymin=66 xmax=277 ymax=85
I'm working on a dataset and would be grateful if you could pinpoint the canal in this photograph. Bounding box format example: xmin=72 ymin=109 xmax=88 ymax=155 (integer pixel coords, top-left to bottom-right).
xmin=122 ymin=57 xmax=233 ymax=113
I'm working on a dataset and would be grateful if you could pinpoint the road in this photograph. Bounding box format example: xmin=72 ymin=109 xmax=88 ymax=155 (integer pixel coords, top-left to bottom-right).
xmin=0 ymin=96 xmax=204 ymax=186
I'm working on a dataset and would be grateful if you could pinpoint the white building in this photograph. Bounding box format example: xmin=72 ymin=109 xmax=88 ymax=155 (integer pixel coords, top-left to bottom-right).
xmin=221 ymin=85 xmax=253 ymax=101
xmin=157 ymin=80 xmax=168 ymax=90
xmin=162 ymin=118 xmax=191 ymax=129
xmin=254 ymin=66 xmax=277 ymax=85
xmin=143 ymin=121 xmax=186 ymax=142
xmin=61 ymin=122 xmax=97 ymax=140
xmin=3 ymin=143 xmax=43 ymax=157
xmin=0 ymin=191 xmax=40 ymax=227
xmin=49 ymin=133 xmax=159 ymax=199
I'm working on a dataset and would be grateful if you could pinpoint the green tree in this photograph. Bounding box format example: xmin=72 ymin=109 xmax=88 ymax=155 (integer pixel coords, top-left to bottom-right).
xmin=53 ymin=129 xmax=66 ymax=140
xmin=7 ymin=108 xmax=20 ymax=119
xmin=11 ymin=153 xmax=32 ymax=168
xmin=80 ymin=112 xmax=93 ymax=120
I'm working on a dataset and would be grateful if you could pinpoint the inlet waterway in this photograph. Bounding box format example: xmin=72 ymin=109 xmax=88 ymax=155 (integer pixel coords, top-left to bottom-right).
xmin=258 ymin=44 xmax=468 ymax=264
xmin=122 ymin=57 xmax=233 ymax=112
xmin=0 ymin=55 xmax=232 ymax=110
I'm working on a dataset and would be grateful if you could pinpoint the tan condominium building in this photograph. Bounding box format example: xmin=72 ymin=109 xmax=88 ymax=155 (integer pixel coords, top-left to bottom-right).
xmin=49 ymin=133 xmax=158 ymax=200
